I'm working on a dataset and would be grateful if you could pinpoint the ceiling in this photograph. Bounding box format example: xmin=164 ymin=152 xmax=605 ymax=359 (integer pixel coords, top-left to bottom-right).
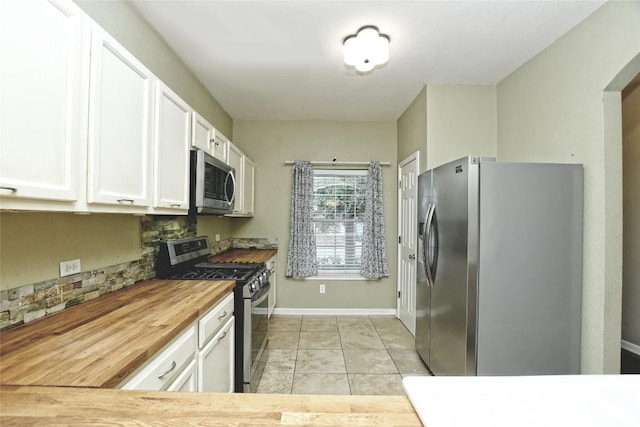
xmin=130 ymin=0 xmax=606 ymax=122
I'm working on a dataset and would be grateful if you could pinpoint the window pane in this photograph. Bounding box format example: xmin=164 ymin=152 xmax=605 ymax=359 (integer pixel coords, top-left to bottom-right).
xmin=313 ymin=170 xmax=367 ymax=273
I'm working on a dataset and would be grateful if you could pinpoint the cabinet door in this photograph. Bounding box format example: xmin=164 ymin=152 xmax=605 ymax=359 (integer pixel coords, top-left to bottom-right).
xmin=87 ymin=27 xmax=154 ymax=208
xmin=191 ymin=111 xmax=214 ymax=154
xmin=212 ymin=129 xmax=228 ymax=163
xmin=198 ymin=317 xmax=234 ymax=393
xmin=166 ymin=359 xmax=197 ymax=392
xmin=153 ymin=81 xmax=190 ymax=212
xmin=0 ymin=0 xmax=88 ymax=203
xmin=243 ymin=157 xmax=255 ymax=216
xmin=226 ymin=143 xmax=244 ymax=214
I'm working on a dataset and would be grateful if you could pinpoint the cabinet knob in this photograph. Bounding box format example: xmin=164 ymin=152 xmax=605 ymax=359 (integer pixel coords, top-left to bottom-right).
xmin=408 ymin=254 xmax=416 ymax=260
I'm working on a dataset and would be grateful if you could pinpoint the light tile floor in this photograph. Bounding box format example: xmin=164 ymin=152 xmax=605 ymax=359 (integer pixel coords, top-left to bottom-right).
xmin=255 ymin=315 xmax=432 ymax=395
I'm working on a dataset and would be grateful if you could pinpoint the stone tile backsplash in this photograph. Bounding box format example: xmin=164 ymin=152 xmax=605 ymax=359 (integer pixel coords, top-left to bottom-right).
xmin=0 ymin=216 xmax=244 ymax=331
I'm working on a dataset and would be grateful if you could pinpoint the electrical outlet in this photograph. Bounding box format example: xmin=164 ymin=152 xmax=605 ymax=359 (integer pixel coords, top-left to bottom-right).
xmin=60 ymin=259 xmax=81 ymax=277
xmin=215 ymin=234 xmax=221 ymax=242
xmin=319 ymin=284 xmax=326 ymax=294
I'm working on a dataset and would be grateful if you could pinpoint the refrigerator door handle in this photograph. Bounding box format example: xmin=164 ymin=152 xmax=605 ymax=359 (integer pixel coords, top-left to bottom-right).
xmin=424 ymin=202 xmax=436 ymax=287
xmin=430 ymin=206 xmax=439 ymax=280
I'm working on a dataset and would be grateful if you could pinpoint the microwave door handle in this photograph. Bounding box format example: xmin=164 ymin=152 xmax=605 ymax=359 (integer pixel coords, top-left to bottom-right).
xmin=225 ymin=170 xmax=236 ymax=206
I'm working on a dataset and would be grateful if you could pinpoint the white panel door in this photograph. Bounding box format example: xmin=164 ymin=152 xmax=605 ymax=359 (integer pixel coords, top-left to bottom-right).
xmin=0 ymin=0 xmax=88 ymax=202
xmin=87 ymin=26 xmax=154 ymax=208
xmin=397 ymin=152 xmax=419 ymax=335
xmin=153 ymin=81 xmax=190 ymax=212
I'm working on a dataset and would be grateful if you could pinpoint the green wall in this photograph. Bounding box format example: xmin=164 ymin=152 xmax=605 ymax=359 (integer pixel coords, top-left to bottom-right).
xmin=74 ymin=0 xmax=232 ymax=136
xmin=397 ymin=86 xmax=427 ymax=172
xmin=232 ymin=120 xmax=398 ymax=310
xmin=496 ymin=0 xmax=640 ymax=373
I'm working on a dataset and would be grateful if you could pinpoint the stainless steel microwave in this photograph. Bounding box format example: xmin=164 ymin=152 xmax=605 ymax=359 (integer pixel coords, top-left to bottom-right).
xmin=189 ymin=150 xmax=235 ymax=215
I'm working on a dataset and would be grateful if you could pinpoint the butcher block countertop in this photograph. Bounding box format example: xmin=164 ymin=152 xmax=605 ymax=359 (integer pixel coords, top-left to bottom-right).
xmin=0 ymin=385 xmax=422 ymax=426
xmin=0 ymin=279 xmax=235 ymax=388
xmin=209 ymin=248 xmax=277 ymax=264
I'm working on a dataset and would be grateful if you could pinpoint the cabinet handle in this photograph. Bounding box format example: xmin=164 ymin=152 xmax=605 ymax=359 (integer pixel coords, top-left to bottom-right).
xmin=0 ymin=186 xmax=17 ymax=193
xmin=157 ymin=360 xmax=177 ymax=379
xmin=170 ymin=204 xmax=181 ymax=208
xmin=217 ymin=331 xmax=227 ymax=342
xmin=217 ymin=311 xmax=228 ymax=320
xmin=117 ymin=199 xmax=134 ymax=204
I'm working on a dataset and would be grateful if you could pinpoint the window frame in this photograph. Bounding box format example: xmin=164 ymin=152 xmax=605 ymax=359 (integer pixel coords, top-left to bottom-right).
xmin=311 ymin=168 xmax=368 ymax=279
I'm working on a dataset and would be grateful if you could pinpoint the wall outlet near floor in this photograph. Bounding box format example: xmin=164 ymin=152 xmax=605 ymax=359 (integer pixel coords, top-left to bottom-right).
xmin=319 ymin=284 xmax=326 ymax=294
xmin=60 ymin=259 xmax=81 ymax=277
xmin=215 ymin=234 xmax=221 ymax=242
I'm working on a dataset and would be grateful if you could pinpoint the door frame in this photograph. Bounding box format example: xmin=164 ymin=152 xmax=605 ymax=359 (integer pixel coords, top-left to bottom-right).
xmin=397 ymin=151 xmax=420 ymax=334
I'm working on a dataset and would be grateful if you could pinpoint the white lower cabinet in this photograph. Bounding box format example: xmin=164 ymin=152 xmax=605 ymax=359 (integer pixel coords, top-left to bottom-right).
xmin=198 ymin=317 xmax=235 ymax=393
xmin=166 ymin=359 xmax=197 ymax=392
xmin=119 ymin=325 xmax=196 ymax=391
xmin=118 ymin=293 xmax=235 ymax=393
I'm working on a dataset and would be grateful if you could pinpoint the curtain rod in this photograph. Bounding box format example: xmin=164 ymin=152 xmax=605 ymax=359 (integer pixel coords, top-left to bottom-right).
xmin=284 ymin=160 xmax=391 ymax=167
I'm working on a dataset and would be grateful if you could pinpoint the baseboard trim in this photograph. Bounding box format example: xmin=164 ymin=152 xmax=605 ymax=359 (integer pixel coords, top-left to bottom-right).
xmin=272 ymin=308 xmax=397 ymax=316
xmin=621 ymin=340 xmax=640 ymax=356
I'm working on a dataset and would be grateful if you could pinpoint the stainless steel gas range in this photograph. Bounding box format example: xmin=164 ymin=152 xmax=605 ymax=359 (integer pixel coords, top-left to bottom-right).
xmin=156 ymin=236 xmax=269 ymax=393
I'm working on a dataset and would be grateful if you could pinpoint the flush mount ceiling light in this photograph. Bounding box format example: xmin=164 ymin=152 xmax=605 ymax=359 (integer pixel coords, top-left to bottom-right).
xmin=343 ymin=26 xmax=390 ymax=74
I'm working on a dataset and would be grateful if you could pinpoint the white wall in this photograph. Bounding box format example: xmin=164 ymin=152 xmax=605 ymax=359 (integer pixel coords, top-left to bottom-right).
xmin=232 ymin=120 xmax=397 ymax=310
xmin=497 ymin=0 xmax=640 ymax=373
xmin=622 ymin=79 xmax=640 ymax=347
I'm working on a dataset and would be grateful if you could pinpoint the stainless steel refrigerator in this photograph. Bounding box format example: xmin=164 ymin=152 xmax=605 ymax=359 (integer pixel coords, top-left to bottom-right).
xmin=416 ymin=156 xmax=583 ymax=376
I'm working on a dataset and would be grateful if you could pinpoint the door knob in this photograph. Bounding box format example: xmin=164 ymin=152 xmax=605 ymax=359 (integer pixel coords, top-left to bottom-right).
xmin=408 ymin=254 xmax=416 ymax=260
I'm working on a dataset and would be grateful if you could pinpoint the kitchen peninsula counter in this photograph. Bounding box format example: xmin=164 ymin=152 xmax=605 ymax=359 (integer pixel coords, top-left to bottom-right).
xmin=0 ymin=279 xmax=235 ymax=388
xmin=0 ymin=385 xmax=421 ymax=426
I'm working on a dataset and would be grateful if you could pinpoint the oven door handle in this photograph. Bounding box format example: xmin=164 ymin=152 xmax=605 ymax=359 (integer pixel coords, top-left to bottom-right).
xmin=250 ymin=283 xmax=270 ymax=307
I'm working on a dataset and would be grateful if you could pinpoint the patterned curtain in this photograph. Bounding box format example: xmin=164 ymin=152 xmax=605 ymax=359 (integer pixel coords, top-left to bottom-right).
xmin=286 ymin=161 xmax=318 ymax=277
xmin=361 ymin=162 xmax=389 ymax=279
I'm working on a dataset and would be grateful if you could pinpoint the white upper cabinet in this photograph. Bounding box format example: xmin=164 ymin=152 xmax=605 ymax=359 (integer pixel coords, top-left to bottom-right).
xmin=212 ymin=129 xmax=229 ymax=163
xmin=191 ymin=112 xmax=215 ymax=154
xmin=153 ymin=81 xmax=190 ymax=213
xmin=225 ymin=142 xmax=255 ymax=217
xmin=0 ymin=0 xmax=89 ymax=206
xmin=87 ymin=26 xmax=154 ymax=210
xmin=243 ymin=157 xmax=255 ymax=216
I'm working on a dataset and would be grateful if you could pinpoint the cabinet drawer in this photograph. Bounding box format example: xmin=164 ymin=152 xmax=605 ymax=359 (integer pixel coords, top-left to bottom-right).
xmin=120 ymin=324 xmax=196 ymax=391
xmin=199 ymin=293 xmax=234 ymax=348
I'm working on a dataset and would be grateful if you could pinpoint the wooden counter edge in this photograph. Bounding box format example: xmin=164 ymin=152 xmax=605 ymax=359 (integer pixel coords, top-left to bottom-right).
xmin=0 ymin=385 xmax=423 ymax=426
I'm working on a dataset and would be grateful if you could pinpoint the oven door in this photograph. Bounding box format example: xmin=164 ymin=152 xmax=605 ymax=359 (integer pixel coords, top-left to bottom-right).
xmin=244 ymin=283 xmax=269 ymax=392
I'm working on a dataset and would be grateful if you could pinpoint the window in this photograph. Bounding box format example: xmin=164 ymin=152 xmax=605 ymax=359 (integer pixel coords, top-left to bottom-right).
xmin=312 ymin=169 xmax=367 ymax=275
